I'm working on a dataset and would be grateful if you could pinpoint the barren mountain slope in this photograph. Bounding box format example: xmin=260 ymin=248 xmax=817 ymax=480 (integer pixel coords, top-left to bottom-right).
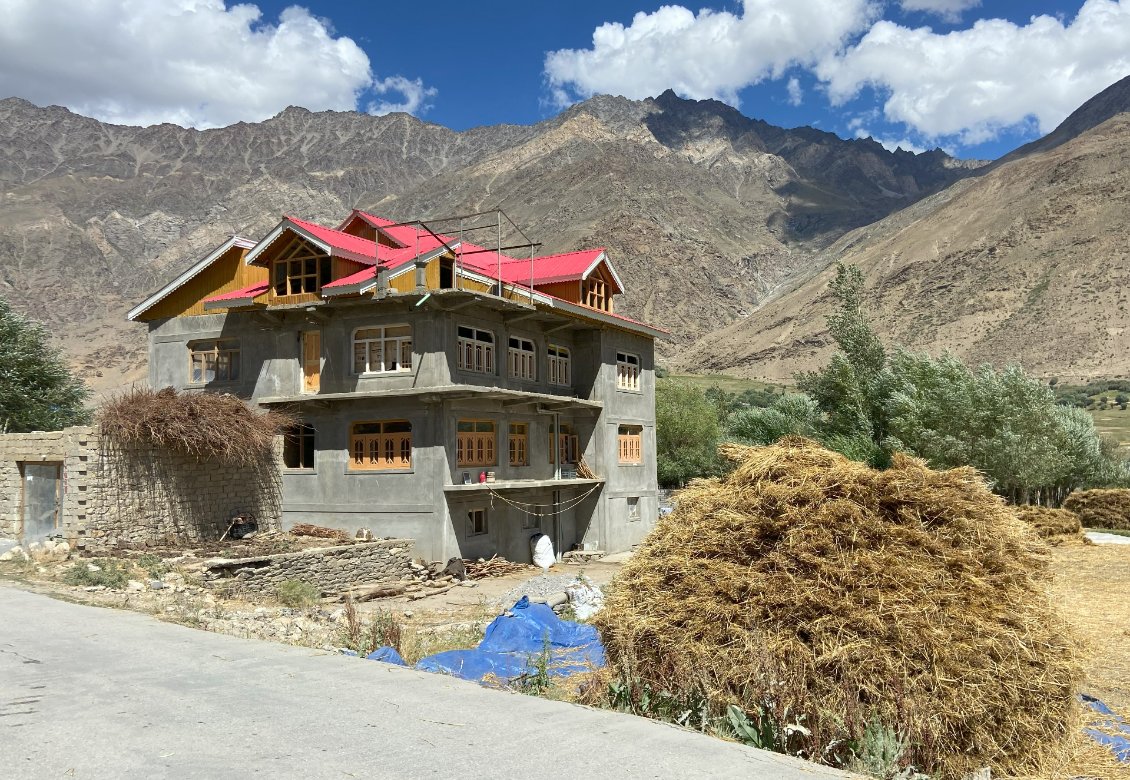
xmin=681 ymin=112 xmax=1130 ymax=382
xmin=0 ymin=93 xmax=976 ymax=393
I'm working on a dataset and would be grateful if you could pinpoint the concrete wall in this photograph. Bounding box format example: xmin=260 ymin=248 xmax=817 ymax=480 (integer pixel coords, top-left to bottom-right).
xmin=0 ymin=426 xmax=280 ymax=550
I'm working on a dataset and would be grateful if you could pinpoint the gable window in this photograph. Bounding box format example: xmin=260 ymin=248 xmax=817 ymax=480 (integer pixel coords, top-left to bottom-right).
xmin=583 ymin=277 xmax=609 ymax=311
xmin=457 ymin=420 xmax=496 ymax=466
xmin=457 ymin=326 xmax=495 ymax=374
xmin=353 ymin=325 xmax=412 ymax=374
xmin=273 ymin=255 xmax=331 ymax=296
xmin=350 ymin=420 xmax=412 ymax=471
xmin=283 ymin=423 xmax=315 ymax=470
xmin=508 ymin=423 xmax=529 ymax=467
xmin=549 ymin=423 xmax=580 ymax=465
xmin=618 ymin=425 xmax=643 ymax=464
xmin=548 ymin=345 xmax=571 ymax=386
xmin=468 ymin=508 xmax=488 ymax=537
xmin=508 ymin=336 xmax=536 ymax=381
xmin=190 ymin=340 xmax=240 ymax=383
xmin=616 ymin=352 xmax=641 ymax=392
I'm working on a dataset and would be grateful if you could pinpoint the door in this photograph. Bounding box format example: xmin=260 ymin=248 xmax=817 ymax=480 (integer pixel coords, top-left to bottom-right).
xmin=302 ymin=330 xmax=321 ymax=393
xmin=21 ymin=463 xmax=62 ymax=544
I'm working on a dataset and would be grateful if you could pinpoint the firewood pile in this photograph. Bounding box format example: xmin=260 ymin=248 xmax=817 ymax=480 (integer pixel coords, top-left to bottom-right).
xmin=464 ymin=555 xmax=531 ymax=578
xmin=290 ymin=523 xmax=351 ymax=541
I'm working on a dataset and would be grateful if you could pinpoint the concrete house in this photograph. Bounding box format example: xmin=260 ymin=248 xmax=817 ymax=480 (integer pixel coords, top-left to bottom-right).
xmin=127 ymin=210 xmax=664 ymax=562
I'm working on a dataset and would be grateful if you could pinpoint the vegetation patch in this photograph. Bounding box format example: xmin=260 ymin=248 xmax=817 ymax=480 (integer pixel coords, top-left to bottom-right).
xmin=62 ymin=559 xmax=131 ymax=589
xmin=276 ymin=579 xmax=321 ymax=608
xmin=595 ymin=438 xmax=1081 ymax=779
xmin=1063 ymin=489 xmax=1130 ymax=530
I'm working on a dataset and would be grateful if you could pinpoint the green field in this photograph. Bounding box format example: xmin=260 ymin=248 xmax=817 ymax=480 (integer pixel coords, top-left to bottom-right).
xmin=664 ymin=372 xmax=786 ymax=394
xmin=1090 ymin=407 xmax=1130 ymax=454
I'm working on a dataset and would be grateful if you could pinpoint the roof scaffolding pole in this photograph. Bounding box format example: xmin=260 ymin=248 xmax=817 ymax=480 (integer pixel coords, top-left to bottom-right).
xmin=497 ymin=209 xmax=502 ymax=298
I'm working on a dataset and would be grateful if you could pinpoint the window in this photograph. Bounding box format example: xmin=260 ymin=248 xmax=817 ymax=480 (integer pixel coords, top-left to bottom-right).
xmin=353 ymin=325 xmax=412 ymax=374
xmin=618 ymin=425 xmax=643 ymax=464
xmin=282 ymin=423 xmax=315 ymax=470
xmin=616 ymin=352 xmax=641 ymax=392
xmin=548 ymin=345 xmax=571 ymax=386
xmin=273 ymin=255 xmax=331 ymax=295
xmin=508 ymin=336 xmax=536 ymax=381
xmin=583 ymin=277 xmax=609 ymax=311
xmin=457 ymin=420 xmax=496 ymax=466
xmin=522 ymin=506 xmax=542 ymax=530
xmin=508 ymin=423 xmax=529 ymax=466
xmin=549 ymin=423 xmax=580 ymax=464
xmin=350 ymin=420 xmax=412 ymax=471
xmin=468 ymin=508 xmax=488 ymax=536
xmin=190 ymin=340 xmax=240 ymax=383
xmin=457 ymin=326 xmax=495 ymax=374
xmin=627 ymin=497 xmax=641 ymax=522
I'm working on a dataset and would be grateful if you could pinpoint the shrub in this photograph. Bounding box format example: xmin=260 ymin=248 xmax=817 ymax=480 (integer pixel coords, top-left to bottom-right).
xmin=1063 ymin=489 xmax=1130 ymax=530
xmin=276 ymin=580 xmax=321 ymax=608
xmin=62 ymin=559 xmax=131 ymax=589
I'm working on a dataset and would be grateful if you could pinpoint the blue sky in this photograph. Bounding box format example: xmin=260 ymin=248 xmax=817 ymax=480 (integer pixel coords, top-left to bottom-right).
xmin=1 ymin=1 xmax=1129 ymax=160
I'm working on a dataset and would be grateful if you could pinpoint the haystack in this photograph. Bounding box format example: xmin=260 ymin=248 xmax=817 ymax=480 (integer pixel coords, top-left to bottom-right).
xmin=596 ymin=438 xmax=1080 ymax=779
xmin=1014 ymin=505 xmax=1088 ymax=545
xmin=1063 ymin=489 xmax=1130 ymax=530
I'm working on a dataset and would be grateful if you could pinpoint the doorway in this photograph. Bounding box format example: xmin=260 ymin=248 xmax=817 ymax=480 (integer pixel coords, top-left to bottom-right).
xmin=302 ymin=330 xmax=321 ymax=393
xmin=21 ymin=462 xmax=62 ymax=544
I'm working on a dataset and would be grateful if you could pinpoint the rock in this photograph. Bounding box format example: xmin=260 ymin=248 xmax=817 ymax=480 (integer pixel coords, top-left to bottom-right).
xmin=460 ymin=580 xmax=478 ymax=588
xmin=0 ymin=546 xmax=28 ymax=562
xmin=401 ymin=609 xmax=413 ymax=618
xmin=87 ymin=563 xmax=102 ymax=572
xmin=127 ymin=580 xmax=146 ymax=592
xmin=148 ymin=580 xmax=167 ymax=590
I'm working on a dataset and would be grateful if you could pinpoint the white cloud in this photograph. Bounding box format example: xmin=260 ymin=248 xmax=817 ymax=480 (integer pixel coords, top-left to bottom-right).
xmin=544 ymin=0 xmax=878 ymax=108
xmin=898 ymin=0 xmax=980 ymax=23
xmin=367 ymin=76 xmax=437 ymax=116
xmin=786 ymin=77 xmax=803 ymax=105
xmin=818 ymin=0 xmax=1130 ymax=144
xmin=0 ymin=0 xmax=435 ymax=127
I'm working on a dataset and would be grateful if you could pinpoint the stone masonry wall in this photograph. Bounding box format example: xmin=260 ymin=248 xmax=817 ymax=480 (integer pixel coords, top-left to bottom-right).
xmin=0 ymin=425 xmax=281 ymax=549
xmin=203 ymin=539 xmax=415 ymax=596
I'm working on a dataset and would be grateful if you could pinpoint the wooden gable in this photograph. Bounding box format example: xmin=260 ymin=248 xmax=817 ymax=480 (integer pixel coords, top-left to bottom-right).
xmin=138 ymin=244 xmax=266 ymax=320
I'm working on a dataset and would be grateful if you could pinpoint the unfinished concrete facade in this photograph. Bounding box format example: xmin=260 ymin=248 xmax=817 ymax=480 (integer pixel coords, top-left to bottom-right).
xmin=130 ymin=210 xmax=664 ymax=562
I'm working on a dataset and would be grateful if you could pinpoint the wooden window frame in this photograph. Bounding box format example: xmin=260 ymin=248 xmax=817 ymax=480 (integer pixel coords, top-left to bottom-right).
xmin=349 ymin=420 xmax=412 ymax=471
xmin=467 ymin=508 xmax=488 ymax=537
xmin=189 ymin=339 xmax=240 ymax=384
xmin=618 ymin=424 xmax=643 ymax=465
xmin=457 ymin=419 xmax=497 ymax=467
xmin=353 ymin=324 xmax=413 ymax=375
xmin=457 ymin=326 xmax=495 ymax=374
xmin=282 ymin=423 xmax=316 ymax=470
xmin=616 ymin=352 xmax=641 ymax=392
xmin=507 ymin=336 xmax=536 ymax=381
xmin=583 ymin=277 xmax=609 ymax=311
xmin=548 ymin=423 xmax=580 ymax=465
xmin=547 ymin=344 xmax=571 ymax=387
xmin=272 ymin=247 xmax=332 ymax=297
xmin=508 ymin=422 xmax=529 ymax=467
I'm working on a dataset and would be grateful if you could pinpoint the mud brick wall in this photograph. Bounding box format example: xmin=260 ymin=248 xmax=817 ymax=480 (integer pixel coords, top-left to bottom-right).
xmin=0 ymin=425 xmax=281 ymax=549
xmin=203 ymin=539 xmax=415 ymax=596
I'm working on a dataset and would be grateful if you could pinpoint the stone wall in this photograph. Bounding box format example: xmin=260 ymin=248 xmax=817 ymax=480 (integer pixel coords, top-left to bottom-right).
xmin=203 ymin=539 xmax=414 ymax=596
xmin=0 ymin=425 xmax=281 ymax=549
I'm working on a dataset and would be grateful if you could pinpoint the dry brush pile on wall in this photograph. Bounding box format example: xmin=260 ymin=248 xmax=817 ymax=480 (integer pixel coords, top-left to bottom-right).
xmin=595 ymin=438 xmax=1081 ymax=779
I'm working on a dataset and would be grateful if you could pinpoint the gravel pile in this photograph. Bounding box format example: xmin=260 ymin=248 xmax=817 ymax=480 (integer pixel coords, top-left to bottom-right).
xmin=497 ymin=572 xmax=586 ymax=607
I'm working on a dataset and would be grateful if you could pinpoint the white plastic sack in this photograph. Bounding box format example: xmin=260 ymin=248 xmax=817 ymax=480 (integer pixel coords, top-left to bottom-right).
xmin=531 ymin=533 xmax=555 ymax=571
xmin=565 ymin=576 xmax=604 ymax=620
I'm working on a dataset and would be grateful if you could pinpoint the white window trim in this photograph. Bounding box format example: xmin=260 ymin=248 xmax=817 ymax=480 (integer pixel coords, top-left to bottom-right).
xmin=548 ymin=344 xmax=571 ymax=387
xmin=457 ymin=325 xmax=496 ymax=375
xmin=616 ymin=352 xmax=641 ymax=392
xmin=508 ymin=335 xmax=537 ymax=381
xmin=352 ymin=324 xmax=413 ymax=376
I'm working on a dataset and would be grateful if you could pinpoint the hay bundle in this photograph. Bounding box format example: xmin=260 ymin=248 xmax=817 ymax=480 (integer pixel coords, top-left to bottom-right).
xmin=98 ymin=387 xmax=294 ymax=466
xmin=596 ymin=438 xmax=1080 ymax=779
xmin=1014 ymin=505 xmax=1087 ymax=544
xmin=1063 ymin=489 xmax=1130 ymax=530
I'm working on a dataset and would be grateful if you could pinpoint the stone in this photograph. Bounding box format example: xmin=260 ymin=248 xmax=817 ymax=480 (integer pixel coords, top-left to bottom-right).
xmin=148 ymin=580 xmax=167 ymax=590
xmin=127 ymin=580 xmax=146 ymax=592
xmin=460 ymin=580 xmax=478 ymax=588
xmin=87 ymin=563 xmax=102 ymax=572
xmin=0 ymin=546 xmax=28 ymax=562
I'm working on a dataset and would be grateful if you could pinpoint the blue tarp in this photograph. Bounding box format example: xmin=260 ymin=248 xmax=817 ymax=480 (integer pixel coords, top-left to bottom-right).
xmin=1082 ymin=694 xmax=1130 ymax=763
xmin=366 ymin=646 xmax=407 ymax=665
xmin=367 ymin=596 xmax=605 ymax=684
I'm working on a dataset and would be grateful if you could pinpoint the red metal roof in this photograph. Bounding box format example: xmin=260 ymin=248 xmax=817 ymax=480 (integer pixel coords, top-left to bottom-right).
xmin=285 ymin=216 xmax=384 ymax=264
xmin=202 ymin=281 xmax=269 ymax=303
xmin=322 ymin=266 xmax=375 ymax=290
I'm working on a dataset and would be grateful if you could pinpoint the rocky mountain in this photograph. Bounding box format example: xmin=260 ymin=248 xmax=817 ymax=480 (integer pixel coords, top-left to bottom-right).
xmin=0 ymin=91 xmax=978 ymax=393
xmin=680 ymin=75 xmax=1130 ymax=383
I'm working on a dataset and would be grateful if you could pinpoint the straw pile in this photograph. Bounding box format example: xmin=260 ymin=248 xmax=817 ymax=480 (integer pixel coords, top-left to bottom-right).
xmin=1014 ymin=505 xmax=1088 ymax=545
xmin=1063 ymin=489 xmax=1130 ymax=530
xmin=595 ymin=438 xmax=1080 ymax=779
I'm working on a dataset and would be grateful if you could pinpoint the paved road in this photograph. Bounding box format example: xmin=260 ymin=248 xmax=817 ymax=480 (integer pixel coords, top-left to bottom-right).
xmin=0 ymin=585 xmax=848 ymax=779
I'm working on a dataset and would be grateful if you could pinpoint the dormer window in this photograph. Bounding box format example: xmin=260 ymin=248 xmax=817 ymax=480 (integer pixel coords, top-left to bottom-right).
xmin=582 ymin=277 xmax=609 ymax=311
xmin=274 ymin=256 xmax=331 ymax=296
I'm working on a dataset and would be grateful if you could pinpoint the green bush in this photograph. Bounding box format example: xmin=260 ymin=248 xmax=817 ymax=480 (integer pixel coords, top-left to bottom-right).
xmin=277 ymin=580 xmax=321 ymax=607
xmin=62 ymin=559 xmax=130 ymax=589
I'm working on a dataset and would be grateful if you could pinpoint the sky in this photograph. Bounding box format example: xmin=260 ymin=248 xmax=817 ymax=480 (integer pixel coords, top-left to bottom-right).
xmin=1 ymin=1 xmax=1129 ymax=160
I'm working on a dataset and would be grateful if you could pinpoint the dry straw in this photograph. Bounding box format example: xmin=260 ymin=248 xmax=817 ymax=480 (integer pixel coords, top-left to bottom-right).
xmin=98 ymin=386 xmax=294 ymax=466
xmin=1013 ymin=506 xmax=1089 ymax=545
xmin=596 ymin=438 xmax=1081 ymax=779
xmin=1063 ymin=489 xmax=1130 ymax=531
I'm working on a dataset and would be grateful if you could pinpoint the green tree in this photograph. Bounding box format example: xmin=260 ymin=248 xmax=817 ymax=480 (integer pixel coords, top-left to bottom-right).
xmin=656 ymin=379 xmax=721 ymax=488
xmin=0 ymin=297 xmax=91 ymax=433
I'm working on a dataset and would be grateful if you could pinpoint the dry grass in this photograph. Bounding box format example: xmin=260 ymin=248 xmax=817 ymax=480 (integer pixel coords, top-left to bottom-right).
xmin=98 ymin=386 xmax=294 ymax=466
xmin=595 ymin=437 xmax=1082 ymax=780
xmin=1064 ymin=489 xmax=1130 ymax=531
xmin=1014 ymin=506 xmax=1090 ymax=546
